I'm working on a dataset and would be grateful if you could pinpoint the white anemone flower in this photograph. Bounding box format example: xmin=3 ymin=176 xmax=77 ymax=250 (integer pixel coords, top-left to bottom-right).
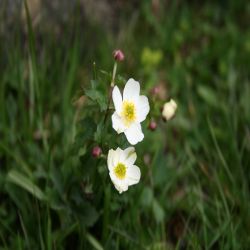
xmin=107 ymin=147 xmax=141 ymax=194
xmin=112 ymin=78 xmax=150 ymax=145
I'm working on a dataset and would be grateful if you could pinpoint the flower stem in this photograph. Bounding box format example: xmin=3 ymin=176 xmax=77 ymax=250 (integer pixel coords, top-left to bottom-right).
xmin=111 ymin=62 xmax=117 ymax=87
xmin=104 ymin=62 xmax=118 ymax=123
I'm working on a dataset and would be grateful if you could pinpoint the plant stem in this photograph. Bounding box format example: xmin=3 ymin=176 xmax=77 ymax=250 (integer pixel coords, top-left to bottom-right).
xmin=104 ymin=62 xmax=118 ymax=123
xmin=111 ymin=62 xmax=117 ymax=87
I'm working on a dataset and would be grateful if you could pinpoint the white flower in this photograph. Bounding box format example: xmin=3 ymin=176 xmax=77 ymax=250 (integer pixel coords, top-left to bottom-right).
xmin=111 ymin=78 xmax=150 ymax=145
xmin=162 ymin=99 xmax=177 ymax=121
xmin=107 ymin=147 xmax=141 ymax=194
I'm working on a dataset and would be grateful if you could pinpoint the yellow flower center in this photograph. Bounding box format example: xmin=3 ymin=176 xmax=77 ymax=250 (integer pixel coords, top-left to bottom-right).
xmin=114 ymin=163 xmax=126 ymax=180
xmin=122 ymin=101 xmax=136 ymax=126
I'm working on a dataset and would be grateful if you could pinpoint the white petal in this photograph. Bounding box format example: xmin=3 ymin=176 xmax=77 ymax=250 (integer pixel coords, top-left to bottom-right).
xmin=126 ymin=152 xmax=137 ymax=166
xmin=114 ymin=182 xmax=128 ymax=194
xmin=109 ymin=173 xmax=128 ymax=193
xmin=136 ymin=96 xmax=150 ymax=122
xmin=107 ymin=149 xmax=114 ymax=171
xmin=119 ymin=147 xmax=134 ymax=161
xmin=108 ymin=148 xmax=123 ymax=172
xmin=123 ymin=78 xmax=140 ymax=101
xmin=123 ymin=147 xmax=135 ymax=155
xmin=112 ymin=112 xmax=126 ymax=134
xmin=127 ymin=165 xmax=141 ymax=185
xmin=124 ymin=147 xmax=137 ymax=166
xmin=112 ymin=86 xmax=123 ymax=113
xmin=115 ymin=147 xmax=123 ymax=162
xmin=111 ymin=148 xmax=120 ymax=167
xmin=124 ymin=123 xmax=144 ymax=145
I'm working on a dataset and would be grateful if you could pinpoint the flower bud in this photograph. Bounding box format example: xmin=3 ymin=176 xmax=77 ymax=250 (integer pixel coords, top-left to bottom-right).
xmin=162 ymin=99 xmax=177 ymax=121
xmin=92 ymin=146 xmax=102 ymax=158
xmin=151 ymin=86 xmax=160 ymax=95
xmin=113 ymin=49 xmax=125 ymax=62
xmin=148 ymin=120 xmax=157 ymax=131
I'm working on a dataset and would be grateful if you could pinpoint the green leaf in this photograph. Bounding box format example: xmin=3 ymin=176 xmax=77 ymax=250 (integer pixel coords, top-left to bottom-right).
xmin=197 ymin=85 xmax=217 ymax=107
xmin=86 ymin=232 xmax=104 ymax=250
xmin=74 ymin=200 xmax=99 ymax=227
xmin=71 ymin=118 xmax=96 ymax=155
xmin=7 ymin=170 xmax=46 ymax=201
xmin=84 ymin=89 xmax=107 ymax=111
xmin=140 ymin=186 xmax=153 ymax=208
xmin=152 ymin=199 xmax=164 ymax=224
xmin=79 ymin=151 xmax=96 ymax=176
xmin=94 ymin=121 xmax=104 ymax=143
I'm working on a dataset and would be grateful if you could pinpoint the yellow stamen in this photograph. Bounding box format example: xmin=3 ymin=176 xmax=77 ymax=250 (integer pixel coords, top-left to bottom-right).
xmin=114 ymin=163 xmax=126 ymax=180
xmin=122 ymin=101 xmax=136 ymax=126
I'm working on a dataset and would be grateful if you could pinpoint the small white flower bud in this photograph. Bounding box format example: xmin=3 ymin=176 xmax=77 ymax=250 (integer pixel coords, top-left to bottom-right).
xmin=162 ymin=99 xmax=177 ymax=121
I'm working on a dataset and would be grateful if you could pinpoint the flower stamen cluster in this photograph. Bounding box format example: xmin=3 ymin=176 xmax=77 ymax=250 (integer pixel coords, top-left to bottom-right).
xmin=114 ymin=163 xmax=126 ymax=179
xmin=122 ymin=101 xmax=136 ymax=127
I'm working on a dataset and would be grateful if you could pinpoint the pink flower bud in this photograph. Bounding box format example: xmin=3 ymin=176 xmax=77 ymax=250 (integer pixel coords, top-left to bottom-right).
xmin=148 ymin=120 xmax=157 ymax=131
xmin=113 ymin=49 xmax=125 ymax=62
xmin=151 ymin=86 xmax=160 ymax=95
xmin=92 ymin=146 xmax=102 ymax=158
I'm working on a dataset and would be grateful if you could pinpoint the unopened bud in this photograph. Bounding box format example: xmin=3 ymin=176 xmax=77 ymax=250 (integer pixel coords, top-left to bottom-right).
xmin=148 ymin=120 xmax=157 ymax=131
xmin=151 ymin=86 xmax=160 ymax=95
xmin=113 ymin=49 xmax=125 ymax=62
xmin=92 ymin=146 xmax=102 ymax=158
xmin=162 ymin=99 xmax=177 ymax=121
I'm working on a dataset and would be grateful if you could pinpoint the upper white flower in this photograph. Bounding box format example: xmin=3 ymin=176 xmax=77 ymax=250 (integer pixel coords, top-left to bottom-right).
xmin=107 ymin=147 xmax=141 ymax=194
xmin=111 ymin=78 xmax=150 ymax=145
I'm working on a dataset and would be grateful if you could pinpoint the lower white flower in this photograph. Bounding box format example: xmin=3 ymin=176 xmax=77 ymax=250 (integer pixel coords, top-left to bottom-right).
xmin=107 ymin=147 xmax=141 ymax=194
xmin=112 ymin=78 xmax=150 ymax=145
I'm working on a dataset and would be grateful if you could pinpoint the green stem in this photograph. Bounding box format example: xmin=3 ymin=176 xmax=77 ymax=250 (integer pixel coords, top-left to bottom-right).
xmin=111 ymin=62 xmax=117 ymax=87
xmin=104 ymin=62 xmax=118 ymax=123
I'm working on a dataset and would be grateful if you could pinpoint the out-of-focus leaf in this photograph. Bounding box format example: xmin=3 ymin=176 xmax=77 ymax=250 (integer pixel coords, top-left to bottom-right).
xmin=7 ymin=170 xmax=46 ymax=201
xmin=79 ymin=151 xmax=96 ymax=176
xmin=197 ymin=85 xmax=217 ymax=107
xmin=90 ymin=79 xmax=98 ymax=89
xmin=86 ymin=232 xmax=104 ymax=250
xmin=94 ymin=121 xmax=104 ymax=143
xmin=49 ymin=166 xmax=64 ymax=195
xmin=140 ymin=186 xmax=153 ymax=208
xmin=152 ymin=150 xmax=168 ymax=187
xmin=152 ymin=199 xmax=164 ymax=224
xmin=75 ymin=200 xmax=99 ymax=227
xmin=141 ymin=47 xmax=163 ymax=68
xmin=70 ymin=118 xmax=96 ymax=155
xmin=47 ymin=189 xmax=67 ymax=211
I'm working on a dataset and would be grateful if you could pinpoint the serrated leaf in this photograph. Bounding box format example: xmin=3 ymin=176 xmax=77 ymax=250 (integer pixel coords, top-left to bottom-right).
xmin=84 ymin=89 xmax=107 ymax=111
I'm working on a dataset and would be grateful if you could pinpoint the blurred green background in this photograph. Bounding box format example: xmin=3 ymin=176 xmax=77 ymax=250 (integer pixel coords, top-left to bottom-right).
xmin=0 ymin=0 xmax=250 ymax=249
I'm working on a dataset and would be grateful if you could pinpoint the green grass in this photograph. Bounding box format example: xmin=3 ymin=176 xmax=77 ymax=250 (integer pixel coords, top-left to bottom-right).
xmin=0 ymin=0 xmax=250 ymax=249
